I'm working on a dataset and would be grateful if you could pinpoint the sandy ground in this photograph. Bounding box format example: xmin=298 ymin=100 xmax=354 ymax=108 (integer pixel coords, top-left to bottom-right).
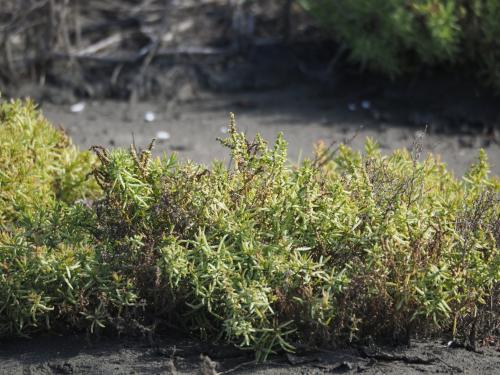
xmin=38 ymin=83 xmax=500 ymax=177
xmin=1 ymin=334 xmax=500 ymax=375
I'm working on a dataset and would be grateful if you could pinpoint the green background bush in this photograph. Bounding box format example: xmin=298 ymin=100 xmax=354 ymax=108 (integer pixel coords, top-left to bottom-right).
xmin=0 ymin=101 xmax=499 ymax=360
xmin=299 ymin=0 xmax=500 ymax=89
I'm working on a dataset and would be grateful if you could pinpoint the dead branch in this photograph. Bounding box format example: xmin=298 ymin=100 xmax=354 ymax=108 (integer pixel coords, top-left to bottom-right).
xmin=0 ymin=0 xmax=305 ymax=97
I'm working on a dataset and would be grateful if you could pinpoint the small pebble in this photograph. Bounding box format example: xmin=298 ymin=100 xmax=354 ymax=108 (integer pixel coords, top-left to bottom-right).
xmin=70 ymin=102 xmax=85 ymax=113
xmin=156 ymin=131 xmax=170 ymax=141
xmin=144 ymin=111 xmax=156 ymax=122
xmin=361 ymin=100 xmax=371 ymax=110
xmin=414 ymin=130 xmax=426 ymax=139
xmin=348 ymin=103 xmax=357 ymax=112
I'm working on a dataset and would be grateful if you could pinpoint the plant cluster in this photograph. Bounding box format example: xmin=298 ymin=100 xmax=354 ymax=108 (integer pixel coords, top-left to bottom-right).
xmin=0 ymin=99 xmax=136 ymax=338
xmin=1 ymin=101 xmax=499 ymax=360
xmin=299 ymin=0 xmax=500 ymax=90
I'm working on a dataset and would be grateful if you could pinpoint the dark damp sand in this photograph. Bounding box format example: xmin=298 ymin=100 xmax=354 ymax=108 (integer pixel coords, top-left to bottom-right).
xmin=1 ymin=334 xmax=499 ymax=375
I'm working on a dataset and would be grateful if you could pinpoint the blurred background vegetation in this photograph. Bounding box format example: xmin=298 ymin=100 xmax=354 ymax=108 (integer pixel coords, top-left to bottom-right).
xmin=1 ymin=0 xmax=500 ymax=98
xmin=299 ymin=0 xmax=500 ymax=90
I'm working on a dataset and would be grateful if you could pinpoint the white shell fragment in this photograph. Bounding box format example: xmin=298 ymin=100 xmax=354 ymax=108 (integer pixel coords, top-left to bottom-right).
xmin=70 ymin=102 xmax=86 ymax=113
xmin=219 ymin=126 xmax=229 ymax=134
xmin=144 ymin=111 xmax=156 ymax=122
xmin=361 ymin=100 xmax=371 ymax=110
xmin=414 ymin=130 xmax=426 ymax=139
xmin=156 ymin=131 xmax=171 ymax=141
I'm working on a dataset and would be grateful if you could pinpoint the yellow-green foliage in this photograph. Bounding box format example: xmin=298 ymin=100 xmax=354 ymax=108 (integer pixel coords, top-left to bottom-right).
xmin=0 ymin=99 xmax=97 ymax=225
xmin=0 ymin=99 xmax=135 ymax=337
xmin=299 ymin=0 xmax=500 ymax=90
xmin=0 ymin=103 xmax=499 ymax=361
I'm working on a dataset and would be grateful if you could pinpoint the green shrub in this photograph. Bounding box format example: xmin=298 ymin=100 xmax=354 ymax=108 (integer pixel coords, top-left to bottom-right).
xmin=0 ymin=230 xmax=138 ymax=336
xmin=90 ymin=113 xmax=499 ymax=358
xmin=1 ymin=102 xmax=499 ymax=360
xmin=0 ymin=98 xmax=98 ymax=225
xmin=299 ymin=0 xmax=500 ymax=89
xmin=0 ymin=98 xmax=137 ymax=336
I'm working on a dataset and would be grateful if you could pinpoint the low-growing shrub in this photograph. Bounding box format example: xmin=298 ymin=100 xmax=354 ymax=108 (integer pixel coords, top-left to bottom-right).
xmin=0 ymin=99 xmax=137 ymax=336
xmin=1 ymin=101 xmax=499 ymax=360
xmin=0 ymin=98 xmax=98 ymax=224
xmin=299 ymin=0 xmax=500 ymax=90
